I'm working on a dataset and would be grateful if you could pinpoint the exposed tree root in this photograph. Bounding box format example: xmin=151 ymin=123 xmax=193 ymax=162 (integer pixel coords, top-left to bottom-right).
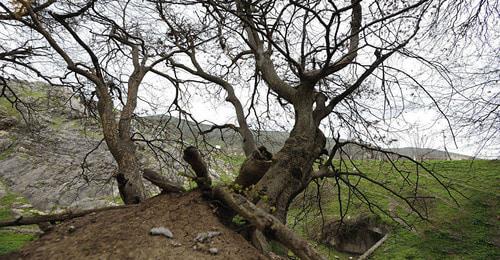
xmin=213 ymin=186 xmax=326 ymax=260
xmin=182 ymin=146 xmax=326 ymax=260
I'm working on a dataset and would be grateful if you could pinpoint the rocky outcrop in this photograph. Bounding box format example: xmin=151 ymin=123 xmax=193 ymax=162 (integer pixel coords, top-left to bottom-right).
xmin=0 ymin=83 xmax=119 ymax=212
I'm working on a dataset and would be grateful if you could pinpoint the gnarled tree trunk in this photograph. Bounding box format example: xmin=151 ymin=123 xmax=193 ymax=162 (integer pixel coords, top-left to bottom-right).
xmin=253 ymin=128 xmax=326 ymax=222
xmin=96 ymin=77 xmax=146 ymax=204
xmin=250 ymin=92 xmax=326 ymax=222
xmin=115 ymin=142 xmax=146 ymax=204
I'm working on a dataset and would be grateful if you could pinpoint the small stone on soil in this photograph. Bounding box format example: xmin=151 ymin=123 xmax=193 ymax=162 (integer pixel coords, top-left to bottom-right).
xmin=209 ymin=247 xmax=218 ymax=255
xmin=194 ymin=231 xmax=221 ymax=242
xmin=68 ymin=225 xmax=76 ymax=233
xmin=150 ymin=227 xmax=173 ymax=238
xmin=170 ymin=241 xmax=182 ymax=247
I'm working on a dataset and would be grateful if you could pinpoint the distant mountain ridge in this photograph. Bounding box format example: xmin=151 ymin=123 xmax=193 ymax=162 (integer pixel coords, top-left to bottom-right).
xmin=140 ymin=115 xmax=474 ymax=160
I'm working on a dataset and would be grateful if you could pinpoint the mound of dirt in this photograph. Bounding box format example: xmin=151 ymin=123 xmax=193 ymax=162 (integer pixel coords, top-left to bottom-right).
xmin=3 ymin=191 xmax=266 ymax=260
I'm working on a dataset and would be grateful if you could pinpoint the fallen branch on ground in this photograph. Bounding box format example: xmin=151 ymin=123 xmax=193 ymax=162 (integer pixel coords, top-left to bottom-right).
xmin=0 ymin=204 xmax=136 ymax=228
xmin=358 ymin=233 xmax=390 ymax=260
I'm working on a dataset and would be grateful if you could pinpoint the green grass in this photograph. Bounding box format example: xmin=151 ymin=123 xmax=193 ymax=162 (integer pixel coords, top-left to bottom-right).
xmin=0 ymin=99 xmax=20 ymax=118
xmin=0 ymin=145 xmax=15 ymax=161
xmin=288 ymin=160 xmax=500 ymax=259
xmin=0 ymin=185 xmax=36 ymax=255
xmin=0 ymin=231 xmax=35 ymax=255
xmin=51 ymin=116 xmax=65 ymax=130
xmin=212 ymin=153 xmax=245 ymax=186
xmin=0 ymin=193 xmax=29 ymax=221
xmin=20 ymin=88 xmax=46 ymax=100
xmin=371 ymin=160 xmax=499 ymax=259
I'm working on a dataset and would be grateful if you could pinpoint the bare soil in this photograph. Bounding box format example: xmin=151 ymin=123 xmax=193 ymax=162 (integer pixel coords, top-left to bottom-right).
xmin=2 ymin=191 xmax=266 ymax=260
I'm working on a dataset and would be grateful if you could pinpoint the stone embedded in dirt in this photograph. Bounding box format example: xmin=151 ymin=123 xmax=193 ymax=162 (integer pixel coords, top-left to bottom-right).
xmin=208 ymin=247 xmax=219 ymax=255
xmin=150 ymin=226 xmax=174 ymax=238
xmin=192 ymin=242 xmax=208 ymax=251
xmin=68 ymin=225 xmax=76 ymax=233
xmin=194 ymin=231 xmax=222 ymax=243
xmin=170 ymin=241 xmax=182 ymax=247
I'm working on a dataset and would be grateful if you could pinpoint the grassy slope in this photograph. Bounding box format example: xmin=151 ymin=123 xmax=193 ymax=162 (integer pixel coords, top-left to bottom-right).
xmin=372 ymin=160 xmax=499 ymax=259
xmin=288 ymin=160 xmax=499 ymax=259
xmin=1 ymin=86 xmax=498 ymax=258
xmin=0 ymin=86 xmax=45 ymax=255
xmin=0 ymin=190 xmax=36 ymax=255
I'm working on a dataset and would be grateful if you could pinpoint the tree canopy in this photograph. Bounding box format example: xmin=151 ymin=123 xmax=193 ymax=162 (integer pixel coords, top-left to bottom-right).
xmin=0 ymin=0 xmax=498 ymax=258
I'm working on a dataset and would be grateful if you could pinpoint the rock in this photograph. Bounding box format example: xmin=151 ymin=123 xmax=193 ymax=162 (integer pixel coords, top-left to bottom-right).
xmin=170 ymin=241 xmax=182 ymax=247
xmin=0 ymin=138 xmax=14 ymax=153
xmin=150 ymin=227 xmax=173 ymax=238
xmin=68 ymin=225 xmax=76 ymax=233
xmin=17 ymin=203 xmax=33 ymax=209
xmin=0 ymin=116 xmax=17 ymax=130
xmin=194 ymin=231 xmax=221 ymax=243
xmin=192 ymin=242 xmax=205 ymax=251
xmin=208 ymin=247 xmax=218 ymax=255
xmin=313 ymin=215 xmax=387 ymax=255
xmin=15 ymin=146 xmax=29 ymax=153
xmin=38 ymin=222 xmax=54 ymax=232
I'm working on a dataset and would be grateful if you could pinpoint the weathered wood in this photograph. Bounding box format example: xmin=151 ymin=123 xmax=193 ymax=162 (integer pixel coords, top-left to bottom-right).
xmin=182 ymin=146 xmax=211 ymax=191
xmin=358 ymin=233 xmax=390 ymax=260
xmin=182 ymin=146 xmax=325 ymax=259
xmin=143 ymin=168 xmax=185 ymax=193
xmin=213 ymin=186 xmax=326 ymax=260
xmin=0 ymin=205 xmax=136 ymax=228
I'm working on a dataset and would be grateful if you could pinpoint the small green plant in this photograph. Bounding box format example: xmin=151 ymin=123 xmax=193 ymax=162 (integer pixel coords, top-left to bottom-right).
xmin=232 ymin=215 xmax=246 ymax=226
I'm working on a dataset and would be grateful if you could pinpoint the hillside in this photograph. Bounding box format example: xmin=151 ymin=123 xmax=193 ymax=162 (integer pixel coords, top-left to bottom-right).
xmin=0 ymin=82 xmax=495 ymax=259
xmin=289 ymin=160 xmax=500 ymax=259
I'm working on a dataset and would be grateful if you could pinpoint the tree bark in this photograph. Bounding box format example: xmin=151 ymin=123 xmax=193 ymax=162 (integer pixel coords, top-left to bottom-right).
xmin=183 ymin=146 xmax=212 ymax=192
xmin=115 ymin=144 xmax=147 ymax=204
xmin=181 ymin=146 xmax=325 ymax=259
xmin=143 ymin=168 xmax=185 ymax=193
xmin=252 ymin=101 xmax=326 ymax=222
xmin=213 ymin=187 xmax=326 ymax=260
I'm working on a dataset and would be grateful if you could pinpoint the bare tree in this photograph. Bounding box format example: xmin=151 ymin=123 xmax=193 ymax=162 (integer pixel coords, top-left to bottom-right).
xmin=155 ymin=0 xmax=430 ymax=220
xmin=1 ymin=0 xmax=497 ymax=257
xmin=149 ymin=0 xmax=497 ymax=251
xmin=0 ymin=0 xmax=198 ymax=204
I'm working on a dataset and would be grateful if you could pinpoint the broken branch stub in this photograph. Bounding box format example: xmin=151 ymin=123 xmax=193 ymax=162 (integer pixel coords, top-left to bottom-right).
xmin=182 ymin=146 xmax=212 ymax=192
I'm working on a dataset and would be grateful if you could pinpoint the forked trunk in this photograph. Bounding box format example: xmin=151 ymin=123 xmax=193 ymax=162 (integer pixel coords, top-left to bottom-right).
xmin=115 ymin=144 xmax=146 ymax=204
xmin=96 ymin=81 xmax=146 ymax=205
xmin=253 ymin=128 xmax=325 ymax=222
